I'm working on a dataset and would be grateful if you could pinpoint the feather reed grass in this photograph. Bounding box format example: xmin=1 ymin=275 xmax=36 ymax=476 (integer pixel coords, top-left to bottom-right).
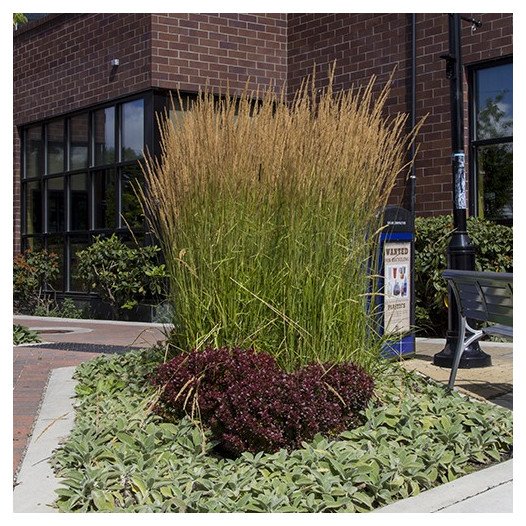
xmin=138 ymin=67 xmax=421 ymax=372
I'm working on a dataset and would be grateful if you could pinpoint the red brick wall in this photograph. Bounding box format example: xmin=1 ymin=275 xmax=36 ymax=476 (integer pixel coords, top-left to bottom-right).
xmin=287 ymin=13 xmax=415 ymax=208
xmin=13 ymin=13 xmax=512 ymax=255
xmin=13 ymin=13 xmax=152 ymax=255
xmin=13 ymin=13 xmax=152 ymax=126
xmin=286 ymin=13 xmax=513 ymax=216
xmin=414 ymin=13 xmax=513 ymax=216
xmin=151 ymin=13 xmax=287 ymax=94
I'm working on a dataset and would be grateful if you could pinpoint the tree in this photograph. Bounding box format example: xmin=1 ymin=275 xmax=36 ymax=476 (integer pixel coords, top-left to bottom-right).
xmin=13 ymin=13 xmax=28 ymax=29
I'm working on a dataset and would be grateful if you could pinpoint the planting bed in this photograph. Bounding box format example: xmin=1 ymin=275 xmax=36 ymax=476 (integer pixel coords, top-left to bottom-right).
xmin=51 ymin=348 xmax=512 ymax=512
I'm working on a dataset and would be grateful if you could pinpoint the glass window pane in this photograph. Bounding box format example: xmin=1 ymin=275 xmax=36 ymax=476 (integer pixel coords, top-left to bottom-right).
xmin=477 ymin=143 xmax=513 ymax=225
xmin=120 ymin=166 xmax=144 ymax=230
xmin=24 ymin=181 xmax=42 ymax=234
xmin=46 ymin=235 xmax=65 ymax=291
xmin=93 ymin=107 xmax=115 ymax=165
xmin=121 ymin=99 xmax=144 ymax=161
xmin=47 ymin=177 xmax=65 ymax=232
xmin=69 ymin=114 xmax=89 ymax=170
xmin=93 ymin=169 xmax=116 ymax=229
xmin=70 ymin=173 xmax=89 ymax=231
xmin=24 ymin=126 xmax=42 ymax=178
xmin=47 ymin=120 xmax=64 ymax=174
xmin=69 ymin=237 xmax=90 ymax=292
xmin=22 ymin=236 xmax=43 ymax=252
xmin=476 ymin=63 xmax=513 ymax=140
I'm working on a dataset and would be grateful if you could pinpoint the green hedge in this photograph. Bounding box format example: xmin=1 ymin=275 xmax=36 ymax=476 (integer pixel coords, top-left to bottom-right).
xmin=415 ymin=215 xmax=512 ymax=336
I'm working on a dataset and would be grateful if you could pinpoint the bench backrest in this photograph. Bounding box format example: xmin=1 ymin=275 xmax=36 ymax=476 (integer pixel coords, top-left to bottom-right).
xmin=443 ymin=270 xmax=513 ymax=326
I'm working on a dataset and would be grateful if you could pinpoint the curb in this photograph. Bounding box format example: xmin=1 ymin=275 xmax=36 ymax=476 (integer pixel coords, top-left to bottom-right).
xmin=14 ymin=314 xmax=173 ymax=329
xmin=374 ymin=459 xmax=513 ymax=513
xmin=13 ymin=366 xmax=77 ymax=513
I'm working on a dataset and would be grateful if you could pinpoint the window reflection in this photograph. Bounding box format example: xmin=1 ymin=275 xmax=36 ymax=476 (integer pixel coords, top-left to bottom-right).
xmin=69 ymin=114 xmax=89 ymax=170
xmin=25 ymin=126 xmax=42 ymax=178
xmin=25 ymin=181 xmax=42 ymax=234
xmin=121 ymin=99 xmax=144 ymax=161
xmin=476 ymin=63 xmax=513 ymax=141
xmin=120 ymin=166 xmax=144 ymax=230
xmin=70 ymin=173 xmax=89 ymax=230
xmin=93 ymin=169 xmax=116 ymax=229
xmin=47 ymin=120 xmax=64 ymax=174
xmin=477 ymin=143 xmax=513 ymax=225
xmin=47 ymin=177 xmax=65 ymax=232
xmin=93 ymin=107 xmax=115 ymax=165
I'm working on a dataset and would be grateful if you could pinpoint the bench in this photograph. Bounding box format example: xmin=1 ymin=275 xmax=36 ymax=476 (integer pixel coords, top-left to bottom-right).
xmin=443 ymin=269 xmax=513 ymax=389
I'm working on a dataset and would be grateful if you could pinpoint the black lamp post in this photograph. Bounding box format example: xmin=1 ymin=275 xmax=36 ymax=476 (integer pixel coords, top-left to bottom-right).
xmin=433 ymin=13 xmax=491 ymax=368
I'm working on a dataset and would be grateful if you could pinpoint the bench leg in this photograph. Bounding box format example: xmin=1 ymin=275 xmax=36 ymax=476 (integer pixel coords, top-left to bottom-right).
xmin=448 ymin=316 xmax=466 ymax=390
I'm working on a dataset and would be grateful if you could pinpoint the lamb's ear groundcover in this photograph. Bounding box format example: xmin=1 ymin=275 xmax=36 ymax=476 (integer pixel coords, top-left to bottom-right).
xmin=51 ymin=348 xmax=513 ymax=513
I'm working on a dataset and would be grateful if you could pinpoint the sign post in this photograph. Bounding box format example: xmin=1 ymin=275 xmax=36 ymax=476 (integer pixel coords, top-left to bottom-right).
xmin=434 ymin=13 xmax=490 ymax=368
xmin=377 ymin=206 xmax=415 ymax=359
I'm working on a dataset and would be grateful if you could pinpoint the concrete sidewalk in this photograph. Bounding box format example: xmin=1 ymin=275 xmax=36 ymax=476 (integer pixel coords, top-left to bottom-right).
xmin=13 ymin=315 xmax=169 ymax=479
xmin=407 ymin=338 xmax=513 ymax=410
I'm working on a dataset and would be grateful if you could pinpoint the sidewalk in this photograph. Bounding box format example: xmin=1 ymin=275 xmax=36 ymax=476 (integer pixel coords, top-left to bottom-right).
xmin=407 ymin=338 xmax=513 ymax=410
xmin=13 ymin=315 xmax=169 ymax=479
xmin=13 ymin=318 xmax=512 ymax=512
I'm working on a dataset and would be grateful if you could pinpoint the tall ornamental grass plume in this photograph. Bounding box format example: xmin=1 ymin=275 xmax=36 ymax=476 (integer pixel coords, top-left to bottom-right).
xmin=139 ymin=66 xmax=421 ymax=373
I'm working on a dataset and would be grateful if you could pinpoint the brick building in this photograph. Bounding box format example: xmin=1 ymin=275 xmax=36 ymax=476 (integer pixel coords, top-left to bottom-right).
xmin=13 ymin=13 xmax=513 ymax=297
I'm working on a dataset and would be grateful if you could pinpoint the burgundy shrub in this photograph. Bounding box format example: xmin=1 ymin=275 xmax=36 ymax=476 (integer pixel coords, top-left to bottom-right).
xmin=151 ymin=347 xmax=278 ymax=421
xmin=151 ymin=347 xmax=374 ymax=456
xmin=210 ymin=361 xmax=375 ymax=455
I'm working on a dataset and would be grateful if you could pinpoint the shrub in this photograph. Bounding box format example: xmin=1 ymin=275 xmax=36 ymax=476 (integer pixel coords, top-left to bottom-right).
xmin=139 ymin=68 xmax=422 ymax=372
xmin=13 ymin=324 xmax=40 ymax=345
xmin=212 ymin=361 xmax=374 ymax=455
xmin=152 ymin=347 xmax=279 ymax=422
xmin=34 ymin=298 xmax=85 ymax=319
xmin=151 ymin=347 xmax=374 ymax=455
xmin=13 ymin=248 xmax=60 ymax=314
xmin=76 ymin=234 xmax=167 ymax=318
xmin=415 ymin=215 xmax=513 ymax=336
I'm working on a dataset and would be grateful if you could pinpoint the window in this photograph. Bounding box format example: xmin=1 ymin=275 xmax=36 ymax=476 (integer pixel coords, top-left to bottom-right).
xmin=93 ymin=107 xmax=115 ymax=165
xmin=121 ymin=99 xmax=144 ymax=161
xmin=69 ymin=114 xmax=89 ymax=170
xmin=93 ymin=169 xmax=116 ymax=229
xmin=24 ymin=181 xmax=42 ymax=234
xmin=470 ymin=60 xmax=513 ymax=225
xmin=46 ymin=120 xmax=64 ymax=174
xmin=69 ymin=173 xmax=89 ymax=231
xmin=120 ymin=165 xmax=144 ymax=230
xmin=20 ymin=95 xmax=150 ymax=294
xmin=46 ymin=176 xmax=65 ymax=232
xmin=24 ymin=126 xmax=42 ymax=178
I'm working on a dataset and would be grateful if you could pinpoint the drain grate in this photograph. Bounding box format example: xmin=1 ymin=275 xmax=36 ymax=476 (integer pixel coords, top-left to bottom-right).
xmin=27 ymin=342 xmax=143 ymax=354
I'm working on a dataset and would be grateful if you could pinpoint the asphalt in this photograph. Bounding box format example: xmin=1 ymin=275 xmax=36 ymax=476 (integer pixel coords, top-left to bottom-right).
xmin=12 ymin=316 xmax=513 ymax=513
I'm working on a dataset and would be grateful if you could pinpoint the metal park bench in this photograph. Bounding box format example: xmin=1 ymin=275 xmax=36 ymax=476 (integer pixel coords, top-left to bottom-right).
xmin=443 ymin=269 xmax=513 ymax=389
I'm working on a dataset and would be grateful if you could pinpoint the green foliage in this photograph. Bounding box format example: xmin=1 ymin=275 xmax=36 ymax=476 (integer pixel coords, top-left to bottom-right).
xmin=140 ymin=72 xmax=420 ymax=372
xmin=34 ymin=298 xmax=85 ymax=319
xmin=415 ymin=215 xmax=513 ymax=336
xmin=13 ymin=324 xmax=40 ymax=345
xmin=51 ymin=349 xmax=512 ymax=513
xmin=75 ymin=235 xmax=167 ymax=317
xmin=13 ymin=13 xmax=28 ymax=27
xmin=13 ymin=248 xmax=60 ymax=314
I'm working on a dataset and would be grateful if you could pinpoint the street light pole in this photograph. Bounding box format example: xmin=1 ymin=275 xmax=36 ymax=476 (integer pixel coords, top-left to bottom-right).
xmin=433 ymin=13 xmax=491 ymax=368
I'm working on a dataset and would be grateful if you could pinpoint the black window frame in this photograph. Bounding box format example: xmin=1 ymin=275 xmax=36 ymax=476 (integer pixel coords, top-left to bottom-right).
xmin=19 ymin=90 xmax=157 ymax=295
xmin=468 ymin=56 xmax=513 ymax=221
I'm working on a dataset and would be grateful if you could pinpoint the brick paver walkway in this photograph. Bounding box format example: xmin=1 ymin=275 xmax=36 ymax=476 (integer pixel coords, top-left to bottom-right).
xmin=13 ymin=316 xmax=168 ymax=481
